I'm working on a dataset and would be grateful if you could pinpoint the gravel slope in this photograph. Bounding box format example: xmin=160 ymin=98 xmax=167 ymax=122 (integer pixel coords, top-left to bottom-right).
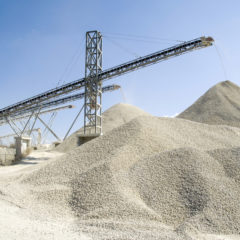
xmin=178 ymin=80 xmax=240 ymax=128
xmin=56 ymin=103 xmax=149 ymax=153
xmin=1 ymin=99 xmax=240 ymax=239
xmin=18 ymin=113 xmax=240 ymax=239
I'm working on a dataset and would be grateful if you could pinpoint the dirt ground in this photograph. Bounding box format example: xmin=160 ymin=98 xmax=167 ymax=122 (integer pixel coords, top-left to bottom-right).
xmin=0 ymin=150 xmax=89 ymax=240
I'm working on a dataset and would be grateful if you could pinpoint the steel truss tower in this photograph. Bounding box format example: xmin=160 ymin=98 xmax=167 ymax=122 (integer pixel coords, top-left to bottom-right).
xmin=84 ymin=31 xmax=103 ymax=135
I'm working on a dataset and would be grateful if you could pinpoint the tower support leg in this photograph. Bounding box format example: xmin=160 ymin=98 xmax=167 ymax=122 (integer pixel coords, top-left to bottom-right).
xmin=83 ymin=31 xmax=103 ymax=136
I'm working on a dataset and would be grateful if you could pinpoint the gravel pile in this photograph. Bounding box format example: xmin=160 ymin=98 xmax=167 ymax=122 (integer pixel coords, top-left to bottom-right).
xmin=178 ymin=80 xmax=240 ymax=128
xmin=131 ymin=147 xmax=240 ymax=235
xmin=56 ymin=103 xmax=149 ymax=153
xmin=19 ymin=107 xmax=240 ymax=239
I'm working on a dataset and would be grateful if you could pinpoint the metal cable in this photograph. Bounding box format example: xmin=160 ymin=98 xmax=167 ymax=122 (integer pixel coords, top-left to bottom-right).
xmin=43 ymin=35 xmax=85 ymax=141
xmin=214 ymin=43 xmax=228 ymax=80
xmin=104 ymin=36 xmax=140 ymax=58
xmin=102 ymin=32 xmax=185 ymax=43
xmin=57 ymin=35 xmax=85 ymax=86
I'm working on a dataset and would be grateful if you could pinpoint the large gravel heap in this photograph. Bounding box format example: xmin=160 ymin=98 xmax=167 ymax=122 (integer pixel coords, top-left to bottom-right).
xmin=16 ymin=100 xmax=240 ymax=239
xmin=56 ymin=103 xmax=149 ymax=152
xmin=178 ymin=80 xmax=240 ymax=128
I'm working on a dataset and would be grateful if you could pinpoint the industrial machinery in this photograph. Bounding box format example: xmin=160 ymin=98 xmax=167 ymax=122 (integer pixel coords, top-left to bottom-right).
xmin=0 ymin=31 xmax=214 ymax=141
xmin=3 ymin=105 xmax=75 ymax=143
xmin=0 ymin=84 xmax=120 ymax=125
xmin=0 ymin=128 xmax=41 ymax=146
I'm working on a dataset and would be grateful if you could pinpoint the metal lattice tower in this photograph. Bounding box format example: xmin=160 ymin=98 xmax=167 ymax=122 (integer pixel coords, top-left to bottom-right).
xmin=84 ymin=31 xmax=103 ymax=135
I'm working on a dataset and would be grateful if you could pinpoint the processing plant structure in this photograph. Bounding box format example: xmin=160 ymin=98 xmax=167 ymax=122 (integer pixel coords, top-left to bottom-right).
xmin=0 ymin=31 xmax=214 ymax=158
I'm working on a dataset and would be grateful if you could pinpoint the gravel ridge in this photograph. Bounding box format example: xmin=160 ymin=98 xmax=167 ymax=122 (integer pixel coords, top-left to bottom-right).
xmin=178 ymin=80 xmax=240 ymax=128
xmin=18 ymin=112 xmax=240 ymax=239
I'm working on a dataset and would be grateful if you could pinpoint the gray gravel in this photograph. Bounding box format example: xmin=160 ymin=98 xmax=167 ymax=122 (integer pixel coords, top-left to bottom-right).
xmin=56 ymin=103 xmax=149 ymax=153
xmin=2 ymin=91 xmax=240 ymax=240
xmin=20 ymin=110 xmax=240 ymax=239
xmin=178 ymin=80 xmax=240 ymax=128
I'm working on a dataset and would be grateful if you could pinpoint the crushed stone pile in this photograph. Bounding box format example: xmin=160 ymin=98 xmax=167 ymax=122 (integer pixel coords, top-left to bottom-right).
xmin=178 ymin=80 xmax=240 ymax=128
xmin=56 ymin=103 xmax=149 ymax=153
xmin=17 ymin=104 xmax=240 ymax=239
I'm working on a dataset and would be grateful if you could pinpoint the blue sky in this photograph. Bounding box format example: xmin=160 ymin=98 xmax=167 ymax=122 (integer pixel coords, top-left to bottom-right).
xmin=1 ymin=0 xmax=240 ymax=142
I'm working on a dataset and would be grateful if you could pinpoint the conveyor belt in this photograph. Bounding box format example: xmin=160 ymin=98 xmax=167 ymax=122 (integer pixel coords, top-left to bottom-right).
xmin=0 ymin=84 xmax=120 ymax=124
xmin=0 ymin=36 xmax=213 ymax=118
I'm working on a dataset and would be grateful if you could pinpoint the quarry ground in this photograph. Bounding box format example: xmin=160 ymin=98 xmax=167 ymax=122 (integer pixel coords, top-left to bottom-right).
xmin=0 ymin=150 xmax=89 ymax=240
xmin=0 ymin=150 xmax=239 ymax=240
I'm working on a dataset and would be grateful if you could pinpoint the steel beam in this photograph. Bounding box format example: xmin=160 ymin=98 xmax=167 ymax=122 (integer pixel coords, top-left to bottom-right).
xmin=84 ymin=31 xmax=103 ymax=135
xmin=64 ymin=104 xmax=84 ymax=140
xmin=5 ymin=117 xmax=19 ymax=136
xmin=29 ymin=108 xmax=41 ymax=135
xmin=21 ymin=111 xmax=35 ymax=135
xmin=0 ymin=128 xmax=40 ymax=139
xmin=37 ymin=116 xmax=61 ymax=141
xmin=0 ymin=105 xmax=75 ymax=126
